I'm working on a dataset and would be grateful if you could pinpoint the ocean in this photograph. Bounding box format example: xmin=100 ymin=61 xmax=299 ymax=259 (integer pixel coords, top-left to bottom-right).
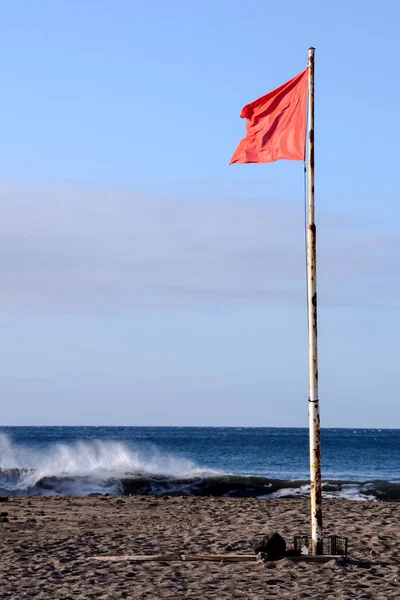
xmin=0 ymin=427 xmax=399 ymax=501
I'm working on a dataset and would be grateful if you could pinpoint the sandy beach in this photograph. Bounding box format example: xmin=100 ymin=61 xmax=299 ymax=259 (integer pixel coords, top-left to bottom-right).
xmin=0 ymin=495 xmax=399 ymax=599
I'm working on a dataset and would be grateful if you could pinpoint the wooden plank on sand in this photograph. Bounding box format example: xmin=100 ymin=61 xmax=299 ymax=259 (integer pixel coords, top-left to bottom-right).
xmin=90 ymin=554 xmax=257 ymax=563
xmin=89 ymin=553 xmax=346 ymax=563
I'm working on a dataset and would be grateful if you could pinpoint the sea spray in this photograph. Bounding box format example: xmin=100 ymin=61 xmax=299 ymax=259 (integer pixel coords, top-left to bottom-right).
xmin=1 ymin=427 xmax=400 ymax=500
xmin=0 ymin=433 xmax=207 ymax=495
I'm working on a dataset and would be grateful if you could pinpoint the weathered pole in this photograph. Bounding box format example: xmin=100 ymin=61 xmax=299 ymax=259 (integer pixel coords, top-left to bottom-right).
xmin=306 ymin=46 xmax=322 ymax=555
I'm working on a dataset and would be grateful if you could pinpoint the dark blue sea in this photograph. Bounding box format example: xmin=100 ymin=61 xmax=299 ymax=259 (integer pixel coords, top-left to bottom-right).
xmin=1 ymin=427 xmax=399 ymax=501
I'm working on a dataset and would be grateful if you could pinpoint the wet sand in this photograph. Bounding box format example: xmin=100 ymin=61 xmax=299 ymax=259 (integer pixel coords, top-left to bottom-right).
xmin=1 ymin=496 xmax=399 ymax=599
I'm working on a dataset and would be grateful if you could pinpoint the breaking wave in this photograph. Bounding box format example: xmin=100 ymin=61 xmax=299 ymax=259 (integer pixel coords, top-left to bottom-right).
xmin=1 ymin=433 xmax=399 ymax=501
xmin=0 ymin=432 xmax=205 ymax=496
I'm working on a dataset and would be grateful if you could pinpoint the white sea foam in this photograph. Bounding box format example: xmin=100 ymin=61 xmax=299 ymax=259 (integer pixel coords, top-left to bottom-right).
xmin=266 ymin=484 xmax=310 ymax=499
xmin=0 ymin=433 xmax=209 ymax=495
xmin=0 ymin=433 xmax=393 ymax=500
xmin=265 ymin=482 xmax=377 ymax=502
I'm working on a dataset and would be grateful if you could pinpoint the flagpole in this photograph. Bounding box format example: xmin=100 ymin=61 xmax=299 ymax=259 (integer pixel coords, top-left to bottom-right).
xmin=307 ymin=46 xmax=322 ymax=555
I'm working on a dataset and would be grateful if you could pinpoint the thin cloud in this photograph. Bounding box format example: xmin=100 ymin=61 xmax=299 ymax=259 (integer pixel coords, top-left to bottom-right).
xmin=0 ymin=183 xmax=398 ymax=314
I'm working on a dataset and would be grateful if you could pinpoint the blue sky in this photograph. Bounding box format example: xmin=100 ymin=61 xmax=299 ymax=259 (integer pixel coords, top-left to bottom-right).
xmin=1 ymin=0 xmax=399 ymax=426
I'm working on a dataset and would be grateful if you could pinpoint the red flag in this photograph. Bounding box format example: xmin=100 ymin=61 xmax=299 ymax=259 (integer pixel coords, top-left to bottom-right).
xmin=230 ymin=68 xmax=308 ymax=164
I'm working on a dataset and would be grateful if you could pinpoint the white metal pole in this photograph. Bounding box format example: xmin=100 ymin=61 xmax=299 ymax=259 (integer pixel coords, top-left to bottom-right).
xmin=307 ymin=46 xmax=322 ymax=555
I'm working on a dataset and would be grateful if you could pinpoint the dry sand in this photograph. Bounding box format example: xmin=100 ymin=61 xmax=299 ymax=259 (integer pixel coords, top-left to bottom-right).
xmin=0 ymin=495 xmax=399 ymax=599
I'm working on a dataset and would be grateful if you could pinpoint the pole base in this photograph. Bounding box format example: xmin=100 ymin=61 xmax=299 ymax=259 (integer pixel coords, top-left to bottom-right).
xmin=293 ymin=535 xmax=348 ymax=556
